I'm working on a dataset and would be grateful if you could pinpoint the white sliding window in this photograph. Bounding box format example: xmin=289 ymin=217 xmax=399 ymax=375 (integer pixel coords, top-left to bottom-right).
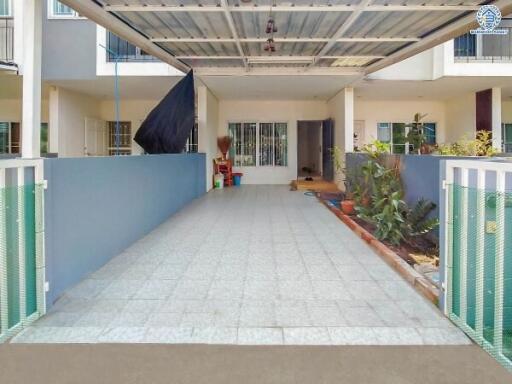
xmin=258 ymin=122 xmax=288 ymax=167
xmin=230 ymin=122 xmax=287 ymax=167
xmin=229 ymin=122 xmax=256 ymax=166
xmin=259 ymin=123 xmax=273 ymax=166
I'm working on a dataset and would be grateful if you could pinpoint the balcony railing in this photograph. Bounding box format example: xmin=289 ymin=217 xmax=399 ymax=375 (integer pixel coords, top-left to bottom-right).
xmin=106 ymin=31 xmax=159 ymax=63
xmin=454 ymin=23 xmax=512 ymax=63
xmin=0 ymin=18 xmax=14 ymax=63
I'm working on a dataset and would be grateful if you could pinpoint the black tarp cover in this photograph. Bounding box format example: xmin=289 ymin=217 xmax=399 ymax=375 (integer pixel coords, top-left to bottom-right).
xmin=134 ymin=70 xmax=195 ymax=154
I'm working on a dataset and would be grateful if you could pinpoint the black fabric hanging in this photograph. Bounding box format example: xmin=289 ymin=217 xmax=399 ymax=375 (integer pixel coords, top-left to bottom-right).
xmin=134 ymin=70 xmax=195 ymax=154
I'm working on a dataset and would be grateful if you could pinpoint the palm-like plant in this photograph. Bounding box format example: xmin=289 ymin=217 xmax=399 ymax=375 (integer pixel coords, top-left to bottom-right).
xmin=406 ymin=113 xmax=428 ymax=154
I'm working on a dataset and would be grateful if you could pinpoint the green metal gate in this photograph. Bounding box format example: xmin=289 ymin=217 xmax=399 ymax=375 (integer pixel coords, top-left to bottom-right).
xmin=0 ymin=160 xmax=45 ymax=342
xmin=444 ymin=160 xmax=512 ymax=371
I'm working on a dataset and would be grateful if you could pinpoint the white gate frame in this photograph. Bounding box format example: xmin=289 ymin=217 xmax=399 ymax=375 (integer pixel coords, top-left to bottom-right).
xmin=0 ymin=159 xmax=46 ymax=342
xmin=442 ymin=159 xmax=511 ymax=366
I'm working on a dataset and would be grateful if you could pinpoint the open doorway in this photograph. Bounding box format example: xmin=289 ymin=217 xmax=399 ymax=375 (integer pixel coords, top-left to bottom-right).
xmin=297 ymin=120 xmax=323 ymax=180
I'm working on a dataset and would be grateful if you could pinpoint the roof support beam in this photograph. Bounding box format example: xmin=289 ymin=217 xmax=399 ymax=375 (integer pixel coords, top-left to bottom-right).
xmin=104 ymin=5 xmax=480 ymax=12
xmin=152 ymin=37 xmax=420 ymax=43
xmin=58 ymin=0 xmax=190 ymax=73
xmin=219 ymin=0 xmax=248 ymax=69
xmin=309 ymin=0 xmax=372 ymax=68
xmin=194 ymin=67 xmax=364 ymax=76
xmin=176 ymin=55 xmax=385 ymax=60
xmin=364 ymin=0 xmax=512 ymax=75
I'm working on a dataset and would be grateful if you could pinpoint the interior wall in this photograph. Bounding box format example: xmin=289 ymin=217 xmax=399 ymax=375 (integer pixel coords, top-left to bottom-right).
xmin=217 ymin=99 xmax=328 ymax=184
xmin=354 ymin=99 xmax=447 ymax=145
xmin=197 ymin=86 xmax=219 ymax=191
xmin=100 ymin=99 xmax=159 ymax=155
xmin=52 ymin=87 xmax=101 ymax=157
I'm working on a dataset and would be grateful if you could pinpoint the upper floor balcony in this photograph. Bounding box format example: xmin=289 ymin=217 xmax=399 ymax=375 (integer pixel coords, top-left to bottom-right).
xmin=0 ymin=17 xmax=13 ymax=64
xmin=106 ymin=31 xmax=158 ymax=63
xmin=454 ymin=20 xmax=512 ymax=63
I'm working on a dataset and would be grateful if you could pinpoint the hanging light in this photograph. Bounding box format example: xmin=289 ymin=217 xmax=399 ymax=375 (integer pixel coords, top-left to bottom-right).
xmin=266 ymin=18 xmax=277 ymax=34
xmin=263 ymin=38 xmax=275 ymax=52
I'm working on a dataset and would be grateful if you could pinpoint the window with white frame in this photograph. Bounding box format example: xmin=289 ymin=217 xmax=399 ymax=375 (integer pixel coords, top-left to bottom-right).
xmin=503 ymin=123 xmax=512 ymax=153
xmin=228 ymin=122 xmax=257 ymax=166
xmin=48 ymin=0 xmax=81 ymax=18
xmin=377 ymin=122 xmax=437 ymax=154
xmin=0 ymin=122 xmax=48 ymax=155
xmin=107 ymin=121 xmax=132 ymax=156
xmin=0 ymin=0 xmax=11 ymax=17
xmin=228 ymin=122 xmax=287 ymax=167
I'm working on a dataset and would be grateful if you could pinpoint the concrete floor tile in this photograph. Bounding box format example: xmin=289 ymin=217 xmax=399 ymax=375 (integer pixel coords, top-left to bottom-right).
xmin=283 ymin=327 xmax=331 ymax=345
xmin=237 ymin=328 xmax=283 ymax=345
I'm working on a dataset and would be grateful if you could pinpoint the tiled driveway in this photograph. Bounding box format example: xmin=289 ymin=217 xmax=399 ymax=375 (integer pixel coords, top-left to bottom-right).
xmin=13 ymin=186 xmax=469 ymax=345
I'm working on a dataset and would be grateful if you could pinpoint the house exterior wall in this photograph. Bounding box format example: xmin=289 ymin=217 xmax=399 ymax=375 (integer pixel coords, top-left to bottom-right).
xmin=217 ymin=99 xmax=328 ymax=184
xmin=42 ymin=2 xmax=97 ymax=80
xmin=354 ymin=99 xmax=447 ymax=145
xmin=0 ymin=98 xmax=48 ymax=123
xmin=49 ymin=87 xmax=101 ymax=157
xmin=198 ymin=86 xmax=219 ymax=191
xmin=99 ymin=99 xmax=159 ymax=155
xmin=444 ymin=93 xmax=476 ymax=143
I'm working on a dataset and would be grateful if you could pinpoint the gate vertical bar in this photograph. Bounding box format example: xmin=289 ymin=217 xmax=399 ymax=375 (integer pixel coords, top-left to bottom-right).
xmin=494 ymin=170 xmax=506 ymax=356
xmin=0 ymin=168 xmax=7 ymax=337
xmin=459 ymin=168 xmax=469 ymax=324
xmin=33 ymin=161 xmax=45 ymax=315
xmin=443 ymin=162 xmax=455 ymax=315
xmin=475 ymin=169 xmax=486 ymax=341
xmin=17 ymin=168 xmax=26 ymax=323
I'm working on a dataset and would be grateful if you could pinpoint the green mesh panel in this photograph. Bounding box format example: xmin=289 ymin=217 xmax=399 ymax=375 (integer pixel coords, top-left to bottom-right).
xmin=449 ymin=184 xmax=512 ymax=370
xmin=0 ymin=183 xmax=41 ymax=338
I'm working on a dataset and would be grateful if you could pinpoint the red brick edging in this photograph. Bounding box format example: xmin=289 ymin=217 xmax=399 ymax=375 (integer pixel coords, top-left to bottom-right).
xmin=320 ymin=198 xmax=440 ymax=305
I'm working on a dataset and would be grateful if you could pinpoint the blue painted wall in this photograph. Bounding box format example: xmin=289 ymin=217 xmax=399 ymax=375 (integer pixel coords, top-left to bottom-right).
xmin=345 ymin=153 xmax=481 ymax=219
xmin=43 ymin=154 xmax=206 ymax=307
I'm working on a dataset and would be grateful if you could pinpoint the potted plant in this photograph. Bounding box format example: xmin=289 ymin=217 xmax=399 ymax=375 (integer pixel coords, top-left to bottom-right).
xmin=406 ymin=113 xmax=428 ymax=154
xmin=332 ymin=146 xmax=356 ymax=215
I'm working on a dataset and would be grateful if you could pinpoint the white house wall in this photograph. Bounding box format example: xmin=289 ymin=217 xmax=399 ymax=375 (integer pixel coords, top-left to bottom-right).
xmin=444 ymin=93 xmax=476 ymax=143
xmin=354 ymin=99 xmax=447 ymax=145
xmin=50 ymin=87 xmax=101 ymax=157
xmin=0 ymin=98 xmax=49 ymax=126
xmin=99 ymin=99 xmax=159 ymax=155
xmin=217 ymin=99 xmax=328 ymax=185
xmin=198 ymin=86 xmax=219 ymax=191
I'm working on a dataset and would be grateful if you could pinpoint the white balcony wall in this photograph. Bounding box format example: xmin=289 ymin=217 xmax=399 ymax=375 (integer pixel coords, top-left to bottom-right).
xmin=217 ymin=99 xmax=328 ymax=185
xmin=369 ymin=49 xmax=436 ymax=81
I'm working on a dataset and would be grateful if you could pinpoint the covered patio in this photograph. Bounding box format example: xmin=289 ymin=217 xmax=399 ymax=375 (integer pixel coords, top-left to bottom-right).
xmin=13 ymin=186 xmax=468 ymax=345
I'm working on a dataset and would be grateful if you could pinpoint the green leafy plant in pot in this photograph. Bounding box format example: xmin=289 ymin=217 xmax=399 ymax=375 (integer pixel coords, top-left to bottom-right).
xmin=331 ymin=146 xmax=356 ymax=215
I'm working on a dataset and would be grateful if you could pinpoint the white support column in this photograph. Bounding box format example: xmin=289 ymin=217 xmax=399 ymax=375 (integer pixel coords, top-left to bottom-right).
xmin=491 ymin=87 xmax=502 ymax=151
xmin=21 ymin=0 xmax=43 ymax=159
xmin=344 ymin=88 xmax=354 ymax=154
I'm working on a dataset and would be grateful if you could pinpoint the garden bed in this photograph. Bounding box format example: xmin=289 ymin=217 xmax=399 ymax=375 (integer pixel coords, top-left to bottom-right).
xmin=320 ymin=198 xmax=440 ymax=304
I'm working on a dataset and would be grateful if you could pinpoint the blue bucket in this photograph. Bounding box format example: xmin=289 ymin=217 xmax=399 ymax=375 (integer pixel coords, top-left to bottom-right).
xmin=233 ymin=173 xmax=242 ymax=186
